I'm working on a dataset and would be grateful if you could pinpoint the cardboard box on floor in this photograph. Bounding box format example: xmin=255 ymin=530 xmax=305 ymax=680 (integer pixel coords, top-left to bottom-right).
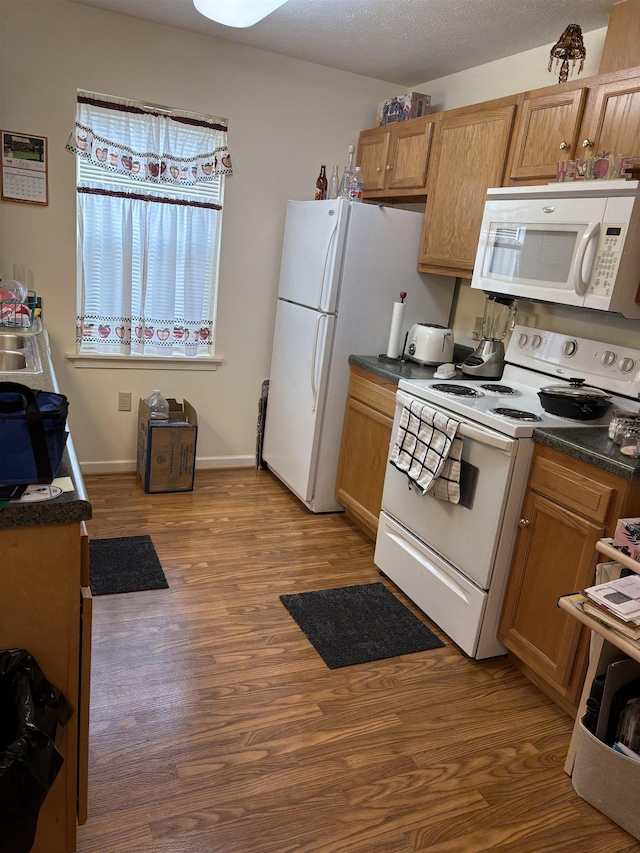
xmin=137 ymin=398 xmax=197 ymax=493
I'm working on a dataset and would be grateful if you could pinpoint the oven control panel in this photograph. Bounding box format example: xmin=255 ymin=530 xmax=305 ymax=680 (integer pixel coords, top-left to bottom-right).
xmin=508 ymin=325 xmax=640 ymax=398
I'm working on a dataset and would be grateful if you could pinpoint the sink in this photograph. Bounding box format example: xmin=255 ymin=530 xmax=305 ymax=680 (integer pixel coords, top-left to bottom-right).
xmin=0 ymin=332 xmax=42 ymax=374
xmin=0 ymin=351 xmax=27 ymax=371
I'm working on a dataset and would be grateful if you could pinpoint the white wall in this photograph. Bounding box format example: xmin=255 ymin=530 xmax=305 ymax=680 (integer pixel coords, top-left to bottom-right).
xmin=0 ymin=0 xmax=398 ymax=472
xmin=418 ymin=28 xmax=607 ymax=113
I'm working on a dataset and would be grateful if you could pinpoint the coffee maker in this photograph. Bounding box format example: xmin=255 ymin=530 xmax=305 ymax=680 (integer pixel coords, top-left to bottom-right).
xmin=461 ymin=294 xmax=516 ymax=378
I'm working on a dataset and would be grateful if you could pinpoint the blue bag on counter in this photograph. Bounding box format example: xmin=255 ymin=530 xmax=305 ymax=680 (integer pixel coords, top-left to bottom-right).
xmin=0 ymin=382 xmax=68 ymax=484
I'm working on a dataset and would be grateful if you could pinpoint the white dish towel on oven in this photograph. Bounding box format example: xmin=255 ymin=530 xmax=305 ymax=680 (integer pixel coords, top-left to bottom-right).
xmin=389 ymin=399 xmax=463 ymax=503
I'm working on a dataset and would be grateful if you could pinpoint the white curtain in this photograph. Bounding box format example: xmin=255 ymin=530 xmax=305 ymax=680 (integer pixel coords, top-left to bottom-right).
xmin=69 ymin=92 xmax=230 ymax=357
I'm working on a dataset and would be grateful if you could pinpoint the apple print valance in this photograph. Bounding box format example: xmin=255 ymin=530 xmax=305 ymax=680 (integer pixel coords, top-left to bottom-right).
xmin=66 ymin=91 xmax=232 ymax=185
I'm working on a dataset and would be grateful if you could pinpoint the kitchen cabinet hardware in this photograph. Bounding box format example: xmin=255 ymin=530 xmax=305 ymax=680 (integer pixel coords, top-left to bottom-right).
xmin=559 ymin=140 xmax=570 ymax=149
xmin=518 ymin=518 xmax=530 ymax=528
xmin=582 ymin=138 xmax=594 ymax=147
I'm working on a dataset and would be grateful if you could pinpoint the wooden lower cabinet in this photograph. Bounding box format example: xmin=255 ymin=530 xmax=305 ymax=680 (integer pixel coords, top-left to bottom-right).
xmin=336 ymin=366 xmax=398 ymax=540
xmin=499 ymin=444 xmax=640 ymax=713
xmin=0 ymin=520 xmax=92 ymax=853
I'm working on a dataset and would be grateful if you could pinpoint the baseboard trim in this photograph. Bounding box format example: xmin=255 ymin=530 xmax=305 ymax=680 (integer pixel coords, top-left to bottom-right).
xmin=79 ymin=455 xmax=256 ymax=475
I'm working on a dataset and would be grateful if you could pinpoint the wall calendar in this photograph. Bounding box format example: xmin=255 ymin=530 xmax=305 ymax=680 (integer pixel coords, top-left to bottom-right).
xmin=1 ymin=130 xmax=48 ymax=205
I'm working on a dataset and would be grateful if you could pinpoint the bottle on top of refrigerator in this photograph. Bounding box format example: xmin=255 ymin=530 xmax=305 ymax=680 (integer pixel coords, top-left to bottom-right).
xmin=144 ymin=389 xmax=169 ymax=420
xmin=327 ymin=166 xmax=339 ymax=199
xmin=315 ymin=165 xmax=327 ymax=200
xmin=348 ymin=166 xmax=364 ymax=201
xmin=338 ymin=145 xmax=355 ymax=198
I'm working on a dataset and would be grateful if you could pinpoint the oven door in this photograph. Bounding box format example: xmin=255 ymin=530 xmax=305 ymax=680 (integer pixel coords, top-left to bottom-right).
xmin=379 ymin=391 xmax=519 ymax=590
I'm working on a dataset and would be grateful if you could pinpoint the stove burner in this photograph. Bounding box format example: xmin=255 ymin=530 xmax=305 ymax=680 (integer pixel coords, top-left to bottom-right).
xmin=431 ymin=384 xmax=483 ymax=398
xmin=480 ymin=384 xmax=520 ymax=396
xmin=491 ymin=407 xmax=542 ymax=422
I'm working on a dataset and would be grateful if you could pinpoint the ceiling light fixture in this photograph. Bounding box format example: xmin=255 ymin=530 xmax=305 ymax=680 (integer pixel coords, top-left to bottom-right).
xmin=193 ymin=0 xmax=289 ymax=28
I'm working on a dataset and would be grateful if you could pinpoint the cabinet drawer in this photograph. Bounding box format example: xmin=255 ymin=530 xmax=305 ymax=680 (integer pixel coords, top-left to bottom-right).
xmin=530 ymin=456 xmax=614 ymax=524
xmin=348 ymin=368 xmax=397 ymax=418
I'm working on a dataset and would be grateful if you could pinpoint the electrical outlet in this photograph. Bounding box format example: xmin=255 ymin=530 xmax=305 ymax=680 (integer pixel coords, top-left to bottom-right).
xmin=472 ymin=316 xmax=484 ymax=341
xmin=118 ymin=391 xmax=132 ymax=412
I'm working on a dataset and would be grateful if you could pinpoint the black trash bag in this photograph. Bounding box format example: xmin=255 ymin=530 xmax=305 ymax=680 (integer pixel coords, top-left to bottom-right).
xmin=0 ymin=649 xmax=73 ymax=853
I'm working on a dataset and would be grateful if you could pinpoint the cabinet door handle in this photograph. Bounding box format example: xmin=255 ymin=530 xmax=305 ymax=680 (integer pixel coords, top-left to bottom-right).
xmin=559 ymin=141 xmax=569 ymax=150
xmin=518 ymin=518 xmax=530 ymax=528
xmin=376 ymin=166 xmax=383 ymax=172
xmin=386 ymin=164 xmax=393 ymax=170
xmin=582 ymin=138 xmax=593 ymax=148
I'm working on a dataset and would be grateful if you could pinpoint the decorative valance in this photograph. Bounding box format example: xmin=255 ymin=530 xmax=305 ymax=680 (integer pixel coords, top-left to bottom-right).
xmin=66 ymin=91 xmax=232 ymax=185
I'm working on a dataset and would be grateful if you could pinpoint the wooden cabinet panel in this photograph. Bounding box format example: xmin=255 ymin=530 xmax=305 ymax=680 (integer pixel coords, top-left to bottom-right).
xmin=529 ymin=455 xmax=614 ymax=524
xmin=358 ymin=128 xmax=390 ymax=192
xmin=386 ymin=118 xmax=433 ymax=191
xmin=499 ymin=444 xmax=640 ymax=712
xmin=581 ymin=74 xmax=640 ymax=167
xmin=418 ymin=102 xmax=516 ymax=278
xmin=336 ymin=367 xmax=397 ymax=540
xmin=0 ymin=522 xmax=84 ymax=853
xmin=356 ymin=116 xmax=435 ymax=198
xmin=499 ymin=490 xmax=604 ymax=701
xmin=508 ymin=88 xmax=587 ymax=183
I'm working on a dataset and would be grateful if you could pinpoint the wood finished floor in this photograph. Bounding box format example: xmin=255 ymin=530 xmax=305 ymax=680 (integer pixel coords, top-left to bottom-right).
xmin=77 ymin=470 xmax=638 ymax=853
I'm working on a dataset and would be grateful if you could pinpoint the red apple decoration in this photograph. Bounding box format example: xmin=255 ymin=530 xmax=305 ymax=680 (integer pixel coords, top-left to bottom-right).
xmin=157 ymin=328 xmax=170 ymax=341
xmin=116 ymin=326 xmax=125 ymax=339
xmin=121 ymin=155 xmax=133 ymax=171
xmin=144 ymin=327 xmax=154 ymax=339
xmin=98 ymin=325 xmax=111 ymax=338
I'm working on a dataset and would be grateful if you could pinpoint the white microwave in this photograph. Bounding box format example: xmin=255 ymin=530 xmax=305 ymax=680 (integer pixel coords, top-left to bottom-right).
xmin=471 ymin=180 xmax=640 ymax=319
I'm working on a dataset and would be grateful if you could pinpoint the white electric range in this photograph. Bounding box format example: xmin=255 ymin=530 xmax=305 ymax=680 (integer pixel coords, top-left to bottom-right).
xmin=374 ymin=325 xmax=640 ymax=659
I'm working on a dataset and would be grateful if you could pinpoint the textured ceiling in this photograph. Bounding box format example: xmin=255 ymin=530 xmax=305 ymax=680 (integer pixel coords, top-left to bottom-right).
xmin=69 ymin=0 xmax=614 ymax=86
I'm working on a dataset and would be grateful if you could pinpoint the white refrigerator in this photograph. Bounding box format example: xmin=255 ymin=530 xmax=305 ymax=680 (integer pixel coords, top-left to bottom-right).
xmin=262 ymin=198 xmax=454 ymax=512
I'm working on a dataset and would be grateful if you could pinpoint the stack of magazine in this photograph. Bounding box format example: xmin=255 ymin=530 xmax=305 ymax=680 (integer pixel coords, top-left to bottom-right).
xmin=582 ymin=574 xmax=640 ymax=641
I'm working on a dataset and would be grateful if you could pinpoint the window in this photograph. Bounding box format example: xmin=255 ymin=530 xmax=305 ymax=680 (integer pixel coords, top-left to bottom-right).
xmin=67 ymin=92 xmax=232 ymax=358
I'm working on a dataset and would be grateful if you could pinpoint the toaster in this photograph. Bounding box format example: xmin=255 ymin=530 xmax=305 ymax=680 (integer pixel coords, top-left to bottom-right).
xmin=405 ymin=323 xmax=454 ymax=365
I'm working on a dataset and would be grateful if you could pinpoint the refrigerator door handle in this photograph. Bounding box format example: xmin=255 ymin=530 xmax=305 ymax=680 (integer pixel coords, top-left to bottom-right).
xmin=318 ymin=219 xmax=338 ymax=311
xmin=310 ymin=313 xmax=327 ymax=412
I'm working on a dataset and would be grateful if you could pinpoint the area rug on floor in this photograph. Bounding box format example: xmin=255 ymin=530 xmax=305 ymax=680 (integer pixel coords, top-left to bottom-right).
xmin=89 ymin=535 xmax=169 ymax=595
xmin=280 ymin=582 xmax=444 ymax=669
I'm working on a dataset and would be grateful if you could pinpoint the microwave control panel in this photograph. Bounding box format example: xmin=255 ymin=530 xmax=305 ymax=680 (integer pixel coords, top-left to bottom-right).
xmin=587 ymin=224 xmax=626 ymax=297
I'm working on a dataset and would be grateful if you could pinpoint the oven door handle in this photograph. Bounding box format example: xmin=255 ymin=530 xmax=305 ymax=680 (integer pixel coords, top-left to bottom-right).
xmin=396 ymin=391 xmax=516 ymax=455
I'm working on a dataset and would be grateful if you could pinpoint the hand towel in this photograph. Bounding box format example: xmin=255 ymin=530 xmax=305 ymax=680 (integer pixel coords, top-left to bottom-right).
xmin=389 ymin=400 xmax=462 ymax=503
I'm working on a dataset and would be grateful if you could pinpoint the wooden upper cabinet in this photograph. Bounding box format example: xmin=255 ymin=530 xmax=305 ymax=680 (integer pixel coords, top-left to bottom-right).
xmin=356 ymin=116 xmax=435 ymax=197
xmin=358 ymin=127 xmax=391 ymax=192
xmin=508 ymin=88 xmax=588 ymax=184
xmin=418 ymin=100 xmax=516 ymax=278
xmin=580 ymin=72 xmax=640 ymax=169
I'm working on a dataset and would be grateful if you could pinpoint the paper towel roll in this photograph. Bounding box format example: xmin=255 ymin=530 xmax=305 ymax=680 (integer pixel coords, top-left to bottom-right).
xmin=386 ymin=301 xmax=405 ymax=359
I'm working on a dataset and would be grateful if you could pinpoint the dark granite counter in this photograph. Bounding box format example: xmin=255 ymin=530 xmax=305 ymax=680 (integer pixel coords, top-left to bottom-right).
xmin=350 ymin=349 xmax=640 ymax=483
xmin=533 ymin=426 xmax=640 ymax=482
xmin=0 ymin=329 xmax=92 ymax=527
xmin=349 ymin=344 xmax=475 ymax=383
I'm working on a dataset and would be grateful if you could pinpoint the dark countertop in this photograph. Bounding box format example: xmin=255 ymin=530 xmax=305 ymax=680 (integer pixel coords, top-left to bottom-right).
xmin=349 ymin=344 xmax=475 ymax=383
xmin=532 ymin=426 xmax=640 ymax=482
xmin=0 ymin=329 xmax=92 ymax=527
xmin=350 ymin=351 xmax=640 ymax=483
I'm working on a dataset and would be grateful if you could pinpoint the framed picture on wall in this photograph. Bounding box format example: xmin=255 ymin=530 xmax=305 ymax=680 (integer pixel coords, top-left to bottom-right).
xmin=1 ymin=130 xmax=48 ymax=205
